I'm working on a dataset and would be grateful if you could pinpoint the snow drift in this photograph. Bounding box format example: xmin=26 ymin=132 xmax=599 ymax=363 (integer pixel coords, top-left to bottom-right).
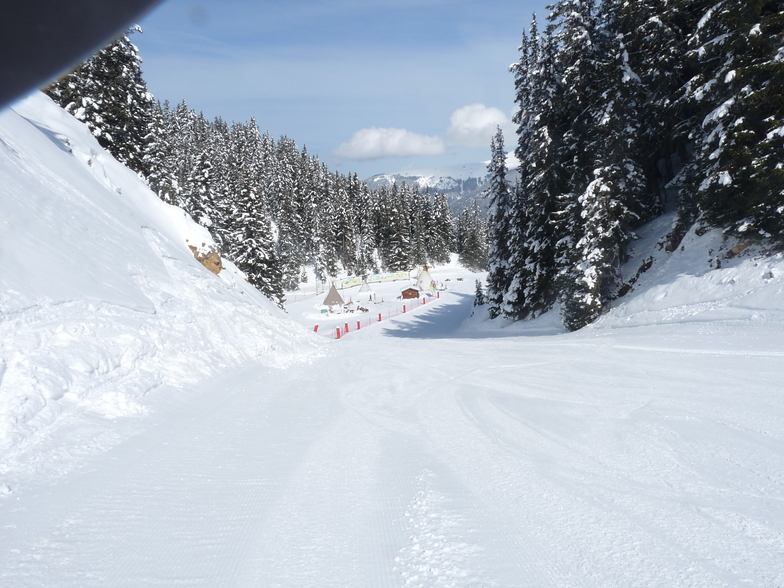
xmin=0 ymin=93 xmax=322 ymax=477
xmin=463 ymin=211 xmax=784 ymax=344
xmin=603 ymin=212 xmax=784 ymax=333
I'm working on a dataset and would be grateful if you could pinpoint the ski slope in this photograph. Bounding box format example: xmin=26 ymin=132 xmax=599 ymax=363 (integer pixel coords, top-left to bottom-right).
xmin=2 ymin=269 xmax=784 ymax=586
xmin=2 ymin=93 xmax=784 ymax=586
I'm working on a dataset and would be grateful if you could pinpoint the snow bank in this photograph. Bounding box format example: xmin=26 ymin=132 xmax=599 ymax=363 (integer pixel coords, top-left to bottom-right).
xmin=464 ymin=212 xmax=784 ymax=340
xmin=0 ymin=93 xmax=323 ymax=476
xmin=598 ymin=213 xmax=784 ymax=331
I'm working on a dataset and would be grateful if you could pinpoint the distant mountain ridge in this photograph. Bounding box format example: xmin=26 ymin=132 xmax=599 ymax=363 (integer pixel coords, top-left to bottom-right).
xmin=365 ymin=159 xmax=519 ymax=214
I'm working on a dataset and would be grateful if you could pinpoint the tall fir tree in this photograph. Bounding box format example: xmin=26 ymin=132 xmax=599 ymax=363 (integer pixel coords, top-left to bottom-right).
xmin=45 ymin=26 xmax=152 ymax=176
xmin=458 ymin=201 xmax=489 ymax=272
xmin=485 ymin=127 xmax=513 ymax=319
xmin=429 ymin=191 xmax=455 ymax=265
xmin=561 ymin=1 xmax=655 ymax=330
xmin=143 ymin=100 xmax=179 ymax=204
xmin=688 ymin=0 xmax=784 ymax=239
xmin=507 ymin=23 xmax=565 ymax=321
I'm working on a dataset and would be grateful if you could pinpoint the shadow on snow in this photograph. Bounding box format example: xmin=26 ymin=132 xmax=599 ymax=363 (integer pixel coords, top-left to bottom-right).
xmin=382 ymin=293 xmax=565 ymax=340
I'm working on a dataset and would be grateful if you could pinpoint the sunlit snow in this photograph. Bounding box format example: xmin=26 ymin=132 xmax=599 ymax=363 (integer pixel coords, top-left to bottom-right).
xmin=1 ymin=94 xmax=784 ymax=587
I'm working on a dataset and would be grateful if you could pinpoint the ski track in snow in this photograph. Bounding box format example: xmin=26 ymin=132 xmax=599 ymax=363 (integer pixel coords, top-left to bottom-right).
xmin=394 ymin=471 xmax=486 ymax=588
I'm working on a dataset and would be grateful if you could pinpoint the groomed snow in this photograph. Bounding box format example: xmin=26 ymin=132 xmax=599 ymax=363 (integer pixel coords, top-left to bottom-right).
xmin=2 ymin=94 xmax=784 ymax=587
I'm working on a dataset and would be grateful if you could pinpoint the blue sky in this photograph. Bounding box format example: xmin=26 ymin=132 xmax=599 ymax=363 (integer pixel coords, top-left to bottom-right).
xmin=136 ymin=0 xmax=550 ymax=179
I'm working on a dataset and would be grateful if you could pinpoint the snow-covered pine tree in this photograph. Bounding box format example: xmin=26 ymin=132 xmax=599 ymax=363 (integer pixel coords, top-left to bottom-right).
xmin=650 ymin=0 xmax=722 ymax=247
xmin=143 ymin=100 xmax=179 ymax=205
xmin=273 ymin=136 xmax=308 ymax=289
xmin=458 ymin=201 xmax=488 ymax=271
xmin=331 ymin=173 xmax=358 ymax=274
xmin=184 ymin=150 xmax=216 ymax=229
xmin=348 ymin=174 xmax=378 ymax=274
xmin=256 ymin=131 xmax=277 ymax=216
xmin=167 ymin=101 xmax=196 ymax=210
xmin=561 ymin=1 xmax=654 ymax=330
xmin=472 ymin=279 xmax=487 ymax=316
xmin=45 ymin=26 xmax=152 ymax=176
xmin=316 ymin=166 xmax=341 ymax=279
xmin=409 ymin=186 xmax=430 ymax=267
xmin=506 ymin=21 xmax=564 ymax=321
xmin=548 ymin=0 xmax=608 ymax=322
xmin=688 ymin=0 xmax=784 ymax=241
xmin=206 ymin=116 xmax=233 ymax=249
xmin=485 ymin=127 xmax=513 ymax=319
xmin=228 ymin=171 xmax=284 ymax=307
xmin=429 ymin=191 xmax=454 ymax=265
xmin=295 ymin=147 xmax=324 ymax=279
xmin=384 ymin=183 xmax=413 ymax=271
xmin=616 ymin=0 xmax=688 ymax=213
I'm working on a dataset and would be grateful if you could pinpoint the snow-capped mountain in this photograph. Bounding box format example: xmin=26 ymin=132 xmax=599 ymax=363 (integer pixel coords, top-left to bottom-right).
xmin=366 ymin=156 xmax=519 ymax=214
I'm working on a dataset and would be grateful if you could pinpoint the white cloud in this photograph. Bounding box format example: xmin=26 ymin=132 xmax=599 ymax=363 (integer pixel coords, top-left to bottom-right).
xmin=333 ymin=127 xmax=446 ymax=160
xmin=331 ymin=104 xmax=516 ymax=164
xmin=446 ymin=103 xmax=515 ymax=147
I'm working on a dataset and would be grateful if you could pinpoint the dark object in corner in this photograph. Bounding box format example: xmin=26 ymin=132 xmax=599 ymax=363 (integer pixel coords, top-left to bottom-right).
xmin=0 ymin=0 xmax=163 ymax=110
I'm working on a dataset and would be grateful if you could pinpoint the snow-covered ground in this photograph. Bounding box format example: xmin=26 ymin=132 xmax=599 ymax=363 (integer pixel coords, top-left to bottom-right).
xmin=2 ymin=94 xmax=784 ymax=587
xmin=284 ymin=259 xmax=474 ymax=337
xmin=0 ymin=94 xmax=321 ymax=487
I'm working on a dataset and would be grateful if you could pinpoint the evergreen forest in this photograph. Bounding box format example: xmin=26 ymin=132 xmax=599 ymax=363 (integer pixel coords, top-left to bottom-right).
xmin=44 ymin=27 xmax=486 ymax=307
xmin=486 ymin=0 xmax=784 ymax=330
xmin=43 ymin=1 xmax=784 ymax=331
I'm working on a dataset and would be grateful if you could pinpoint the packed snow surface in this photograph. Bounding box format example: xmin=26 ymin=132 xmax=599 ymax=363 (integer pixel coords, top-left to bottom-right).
xmin=2 ymin=95 xmax=784 ymax=587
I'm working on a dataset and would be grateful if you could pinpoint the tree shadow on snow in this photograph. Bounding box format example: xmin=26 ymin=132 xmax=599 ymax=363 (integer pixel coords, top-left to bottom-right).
xmin=27 ymin=119 xmax=78 ymax=156
xmin=382 ymin=293 xmax=564 ymax=340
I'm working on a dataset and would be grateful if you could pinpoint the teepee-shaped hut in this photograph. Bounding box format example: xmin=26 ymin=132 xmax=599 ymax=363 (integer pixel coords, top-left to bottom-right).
xmin=417 ymin=265 xmax=436 ymax=295
xmin=322 ymin=283 xmax=344 ymax=308
xmin=358 ymin=276 xmax=374 ymax=295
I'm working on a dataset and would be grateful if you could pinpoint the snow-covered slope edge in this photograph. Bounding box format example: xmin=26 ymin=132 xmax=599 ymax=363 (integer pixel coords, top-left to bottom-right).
xmin=598 ymin=213 xmax=784 ymax=335
xmin=0 ymin=93 xmax=323 ymax=481
xmin=465 ymin=211 xmax=784 ymax=342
